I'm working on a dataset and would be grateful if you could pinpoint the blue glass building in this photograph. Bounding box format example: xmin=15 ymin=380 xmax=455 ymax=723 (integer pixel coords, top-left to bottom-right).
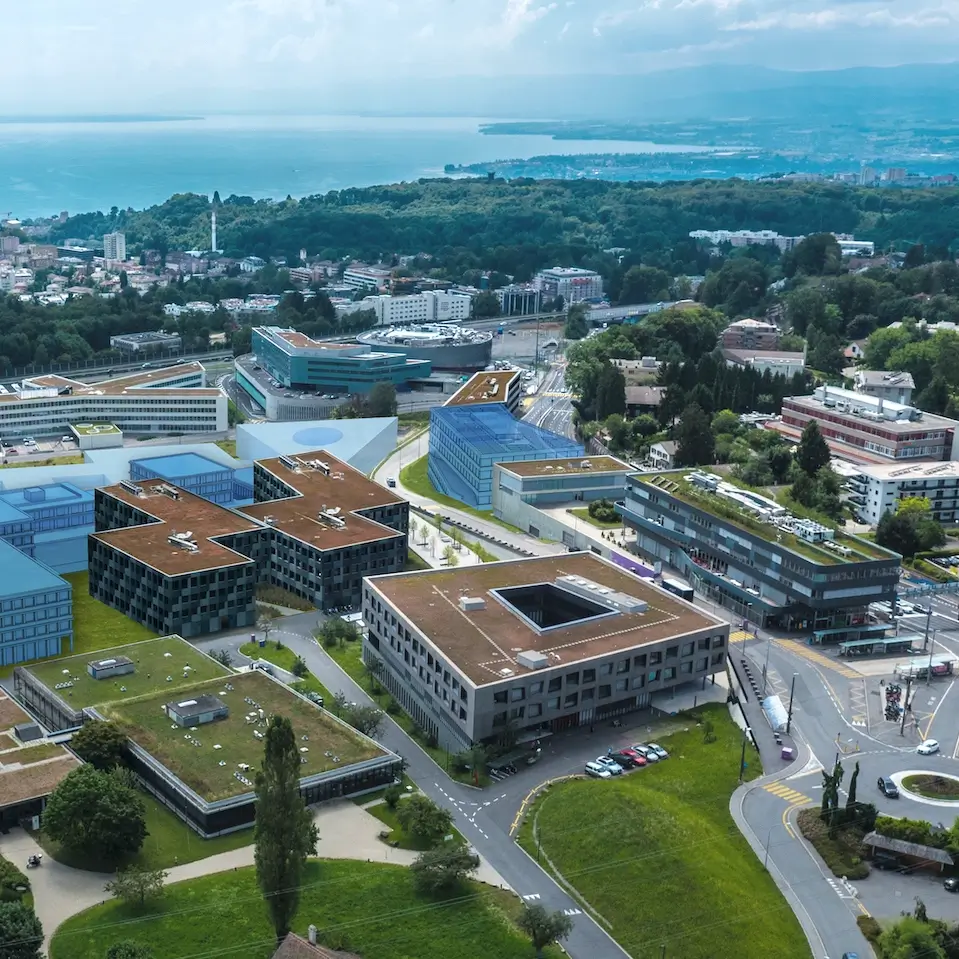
xmin=428 ymin=403 xmax=583 ymax=509
xmin=130 ymin=453 xmax=235 ymax=505
xmin=0 ymin=539 xmax=73 ymax=666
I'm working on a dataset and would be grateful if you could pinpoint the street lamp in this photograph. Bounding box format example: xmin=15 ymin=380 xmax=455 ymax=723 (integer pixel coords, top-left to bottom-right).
xmin=741 ymin=602 xmax=753 ymax=657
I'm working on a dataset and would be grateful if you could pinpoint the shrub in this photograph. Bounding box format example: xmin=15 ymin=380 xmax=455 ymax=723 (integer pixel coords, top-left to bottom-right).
xmin=588 ymin=498 xmax=620 ymax=524
xmin=0 ymin=857 xmax=28 ymax=902
xmin=383 ymin=785 xmax=402 ymax=810
xmin=857 ymin=915 xmax=882 ymax=945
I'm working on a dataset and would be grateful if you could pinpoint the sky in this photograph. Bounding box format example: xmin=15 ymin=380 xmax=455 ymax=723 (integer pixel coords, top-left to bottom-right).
xmin=6 ymin=0 xmax=959 ymax=112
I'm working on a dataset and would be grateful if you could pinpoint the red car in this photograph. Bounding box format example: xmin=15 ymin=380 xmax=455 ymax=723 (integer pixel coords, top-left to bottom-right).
xmin=620 ymin=747 xmax=647 ymax=767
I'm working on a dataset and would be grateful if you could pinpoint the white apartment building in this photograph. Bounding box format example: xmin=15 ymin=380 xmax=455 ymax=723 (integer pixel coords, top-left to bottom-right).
xmin=0 ymin=363 xmax=226 ymax=440
xmin=840 ymin=461 xmax=959 ymax=525
xmin=362 ymin=290 xmax=473 ymax=326
xmin=689 ymin=230 xmax=803 ymax=252
xmin=534 ymin=267 xmax=604 ymax=305
xmin=103 ymin=232 xmax=126 ymax=262
xmin=342 ymin=266 xmax=391 ymax=292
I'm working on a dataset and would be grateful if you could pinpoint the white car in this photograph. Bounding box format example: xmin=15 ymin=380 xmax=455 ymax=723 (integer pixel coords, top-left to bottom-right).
xmin=648 ymin=743 xmax=669 ymax=760
xmin=585 ymin=761 xmax=612 ymax=779
xmin=917 ymin=739 xmax=940 ymax=755
xmin=631 ymin=743 xmax=659 ymax=762
xmin=595 ymin=756 xmax=624 ymax=776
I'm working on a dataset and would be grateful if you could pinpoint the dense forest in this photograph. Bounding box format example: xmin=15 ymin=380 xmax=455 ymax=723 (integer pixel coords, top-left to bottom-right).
xmin=41 ymin=179 xmax=959 ymax=274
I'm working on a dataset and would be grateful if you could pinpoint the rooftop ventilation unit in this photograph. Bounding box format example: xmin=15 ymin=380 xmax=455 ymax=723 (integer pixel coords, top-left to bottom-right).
xmin=516 ymin=650 xmax=549 ymax=670
xmin=318 ymin=510 xmax=346 ymax=529
xmin=279 ymin=454 xmax=298 ymax=471
xmin=167 ymin=535 xmax=199 ymax=552
xmin=554 ymin=575 xmax=648 ymax=614
xmin=119 ymin=481 xmax=144 ymax=497
xmin=158 ymin=484 xmax=180 ymax=500
xmin=581 ymin=460 xmax=593 ymax=469
xmin=459 ymin=596 xmax=486 ymax=611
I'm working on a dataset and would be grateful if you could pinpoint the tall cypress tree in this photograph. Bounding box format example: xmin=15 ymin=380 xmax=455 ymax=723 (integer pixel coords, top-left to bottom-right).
xmin=797 ymin=420 xmax=831 ymax=476
xmin=254 ymin=716 xmax=319 ymax=945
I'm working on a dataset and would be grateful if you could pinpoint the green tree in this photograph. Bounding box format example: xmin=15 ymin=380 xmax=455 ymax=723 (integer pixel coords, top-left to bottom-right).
xmin=796 ymin=420 xmax=831 ymax=476
xmin=0 ymin=901 xmax=42 ymax=959
xmin=618 ymin=265 xmax=671 ymax=305
xmin=396 ymin=795 xmax=453 ymax=845
xmin=340 ymin=703 xmax=384 ymax=738
xmin=516 ymin=903 xmax=574 ymax=959
xmin=674 ymin=403 xmax=715 ymax=467
xmin=564 ymin=303 xmax=589 ymax=340
xmin=783 ymin=233 xmax=842 ymax=277
xmin=409 ymin=845 xmax=480 ymax=895
xmin=104 ymin=866 xmax=168 ymax=908
xmin=366 ymin=381 xmax=397 ymax=417
xmin=291 ymin=655 xmax=308 ymax=678
xmin=70 ymin=720 xmax=128 ymax=770
xmin=43 ymin=765 xmax=147 ymax=863
xmin=254 ymin=715 xmax=320 ymax=945
xmin=846 ymin=761 xmax=859 ymax=808
xmin=711 ymin=408 xmax=740 ymax=436
xmin=878 ymin=916 xmax=946 ymax=959
xmin=471 ymin=291 xmax=500 ymax=318
xmin=594 ymin=363 xmax=626 ymax=420
xmin=876 ymin=497 xmax=945 ymax=557
xmin=105 ymin=942 xmax=154 ymax=959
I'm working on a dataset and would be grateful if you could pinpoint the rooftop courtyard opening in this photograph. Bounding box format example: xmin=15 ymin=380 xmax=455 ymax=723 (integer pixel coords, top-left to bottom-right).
xmin=492 ymin=582 xmax=615 ymax=633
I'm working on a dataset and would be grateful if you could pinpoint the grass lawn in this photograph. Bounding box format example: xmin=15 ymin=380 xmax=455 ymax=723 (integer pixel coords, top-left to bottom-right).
xmin=103 ymin=671 xmax=384 ymax=801
xmin=796 ymin=809 xmax=869 ymax=879
xmin=901 ymin=773 xmax=959 ymax=800
xmin=214 ymin=439 xmax=237 ymax=457
xmin=238 ymin=641 xmax=335 ymax=704
xmin=322 ymin=639 xmax=487 ymax=787
xmin=50 ymin=860 xmax=557 ymax=959
xmin=38 ymin=788 xmax=252 ymax=872
xmin=366 ymin=802 xmax=462 ymax=851
xmin=27 ymin=636 xmax=230 ymax=710
xmin=569 ymin=507 xmax=623 ymax=530
xmin=0 ymin=455 xmax=85 ymax=469
xmin=519 ymin=704 xmax=810 ymax=959
xmin=400 ymin=456 xmax=525 ymax=535
xmin=405 ymin=549 xmax=431 ymax=571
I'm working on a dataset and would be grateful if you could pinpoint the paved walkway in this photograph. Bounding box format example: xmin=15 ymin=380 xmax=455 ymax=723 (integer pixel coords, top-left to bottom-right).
xmin=0 ymin=798 xmax=509 ymax=950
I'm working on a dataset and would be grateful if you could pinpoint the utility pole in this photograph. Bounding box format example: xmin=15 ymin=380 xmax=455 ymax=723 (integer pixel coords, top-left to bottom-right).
xmin=923 ymin=605 xmax=932 ymax=652
xmin=739 ymin=726 xmax=749 ymax=783
xmin=900 ymin=674 xmax=912 ymax=737
xmin=927 ymin=630 xmax=936 ymax=687
xmin=761 ymin=628 xmax=772 ymax=697
xmin=786 ymin=673 xmax=797 ymax=734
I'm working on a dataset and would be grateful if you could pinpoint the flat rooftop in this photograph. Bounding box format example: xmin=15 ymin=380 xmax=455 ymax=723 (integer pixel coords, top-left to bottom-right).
xmin=71 ymin=422 xmax=122 ymax=435
xmin=784 ymin=390 xmax=959 ymax=435
xmin=239 ymin=450 xmax=405 ymax=551
xmin=446 ymin=370 xmax=519 ymax=407
xmin=837 ymin=460 xmax=959 ymax=480
xmin=635 ymin=471 xmax=896 ymax=565
xmin=0 ymin=483 xmax=93 ymax=512
xmin=26 ymin=636 xmax=232 ymax=710
xmin=0 ymin=539 xmax=68 ymax=598
xmin=101 ymin=671 xmax=386 ymax=801
xmin=432 ymin=404 xmax=583 ymax=459
xmin=367 ymin=553 xmax=724 ymax=686
xmin=497 ymin=455 xmax=630 ymax=478
xmin=132 ymin=452 xmax=233 ymax=478
xmin=91 ymin=478 xmax=263 ymax=576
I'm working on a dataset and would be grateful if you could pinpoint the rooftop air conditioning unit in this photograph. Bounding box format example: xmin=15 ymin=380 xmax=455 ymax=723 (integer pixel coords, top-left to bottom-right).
xmin=516 ymin=650 xmax=548 ymax=670
xmin=459 ymin=597 xmax=486 ymax=611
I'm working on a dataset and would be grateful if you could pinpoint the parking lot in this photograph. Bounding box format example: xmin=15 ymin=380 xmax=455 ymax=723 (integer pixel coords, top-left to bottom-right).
xmin=0 ymin=434 xmax=78 ymax=460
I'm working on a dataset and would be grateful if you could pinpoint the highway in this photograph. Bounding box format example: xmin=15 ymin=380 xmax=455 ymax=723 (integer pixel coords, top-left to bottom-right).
xmin=522 ymin=361 xmax=577 ymax=440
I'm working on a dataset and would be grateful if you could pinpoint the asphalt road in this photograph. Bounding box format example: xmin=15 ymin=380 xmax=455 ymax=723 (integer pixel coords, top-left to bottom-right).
xmin=522 ymin=362 xmax=577 ymax=440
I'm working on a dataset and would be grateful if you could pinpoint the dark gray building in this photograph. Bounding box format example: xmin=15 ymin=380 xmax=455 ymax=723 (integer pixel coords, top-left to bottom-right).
xmin=166 ymin=694 xmax=229 ymax=726
xmin=87 ymin=656 xmax=135 ymax=680
xmin=618 ymin=470 xmax=901 ymax=642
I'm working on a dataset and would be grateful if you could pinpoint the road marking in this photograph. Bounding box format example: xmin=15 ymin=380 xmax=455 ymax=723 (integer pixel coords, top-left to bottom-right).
xmin=920 ymin=679 xmax=954 ymax=740
xmin=763 ymin=783 xmax=812 ymax=805
xmin=563 ymin=908 xmax=582 ymax=916
xmin=522 ymin=894 xmax=541 ymax=901
xmin=772 ymin=638 xmax=860 ymax=679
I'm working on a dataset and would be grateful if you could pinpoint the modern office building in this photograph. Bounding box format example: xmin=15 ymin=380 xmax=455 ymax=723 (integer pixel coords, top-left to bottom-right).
xmin=342 ymin=266 xmax=391 ymax=291
xmin=497 ymin=284 xmax=542 ymax=316
xmin=109 ymin=331 xmax=182 ymax=354
xmin=689 ymin=229 xmax=804 ymax=252
xmin=238 ymin=451 xmax=408 ymax=610
xmin=493 ymin=456 xmax=631 ymax=511
xmin=534 ymin=267 xmax=603 ymax=305
xmin=356 ymin=325 xmax=492 ymax=372
xmin=0 ymin=539 xmax=73 ymax=666
xmin=0 ymin=362 xmax=226 ymax=440
xmin=852 ymin=371 xmax=915 ymax=406
xmin=723 ymin=350 xmax=806 ymax=378
xmin=429 ymin=404 xmax=582 ymax=509
xmin=130 ymin=453 xmax=236 ymax=505
xmin=247 ymin=327 xmax=431 ymax=396
xmin=838 ymin=460 xmax=959 ymax=525
xmin=89 ymin=479 xmax=263 ymax=637
xmin=362 ymin=553 xmax=730 ymax=750
xmin=720 ymin=319 xmax=781 ymax=351
xmin=618 ymin=469 xmax=900 ymax=642
xmin=360 ymin=290 xmax=473 ymax=326
xmin=773 ymin=386 xmax=959 ymax=464
xmin=445 ymin=369 xmax=523 ymax=415
xmin=102 ymin=232 xmax=126 ymax=262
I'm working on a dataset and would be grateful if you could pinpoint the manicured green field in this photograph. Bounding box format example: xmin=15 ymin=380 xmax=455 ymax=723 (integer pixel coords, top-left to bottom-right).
xmin=569 ymin=507 xmax=622 ymax=529
xmin=901 ymin=773 xmax=959 ymax=800
xmin=366 ymin=802 xmax=465 ymax=851
xmin=519 ymin=704 xmax=810 ymax=959
xmin=39 ymin=788 xmax=252 ymax=872
xmin=238 ymin=642 xmax=335 ymax=703
xmin=103 ymin=671 xmax=384 ymax=801
xmin=50 ymin=861 xmax=556 ymax=959
xmin=65 ymin=571 xmax=158 ymax=655
xmin=27 ymin=636 xmax=229 ymax=709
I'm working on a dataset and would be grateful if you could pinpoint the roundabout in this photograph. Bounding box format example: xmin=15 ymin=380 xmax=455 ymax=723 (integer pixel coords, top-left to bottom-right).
xmin=890 ymin=769 xmax=959 ymax=806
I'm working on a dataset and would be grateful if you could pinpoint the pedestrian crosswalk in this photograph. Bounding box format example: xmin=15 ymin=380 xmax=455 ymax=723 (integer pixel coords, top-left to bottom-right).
xmin=763 ymin=782 xmax=813 ymax=806
xmin=772 ymin=638 xmax=860 ymax=679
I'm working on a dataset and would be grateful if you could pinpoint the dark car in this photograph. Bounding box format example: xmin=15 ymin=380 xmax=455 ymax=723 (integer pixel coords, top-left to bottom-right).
xmin=945 ymin=877 xmax=959 ymax=892
xmin=878 ymin=776 xmax=899 ymax=798
xmin=610 ymin=751 xmax=639 ymax=769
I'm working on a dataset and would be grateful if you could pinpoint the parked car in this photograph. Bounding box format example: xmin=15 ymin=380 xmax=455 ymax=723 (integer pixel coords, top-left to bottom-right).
xmin=595 ymin=756 xmax=624 ymax=776
xmin=877 ymin=776 xmax=899 ymax=798
xmin=944 ymin=878 xmax=959 ymax=892
xmin=386 ymin=476 xmax=397 ymax=488
xmin=630 ymin=743 xmax=659 ymax=762
xmin=917 ymin=739 xmax=941 ymax=755
xmin=585 ymin=761 xmax=612 ymax=779
xmin=610 ymin=751 xmax=640 ymax=769
xmin=647 ymin=743 xmax=669 ymax=759
xmin=620 ymin=747 xmax=647 ymax=767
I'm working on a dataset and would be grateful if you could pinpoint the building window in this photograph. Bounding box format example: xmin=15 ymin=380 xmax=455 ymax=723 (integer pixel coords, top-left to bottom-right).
xmin=564 ymin=693 xmax=578 ymax=708
xmin=510 ymin=706 xmax=525 ymax=719
xmin=649 ymin=670 xmax=660 ymax=683
xmin=633 ymin=654 xmax=647 ymax=669
xmin=698 ymin=638 xmax=710 ymax=650
xmin=649 ymin=651 xmax=662 ymax=665
xmin=582 ymin=668 xmax=596 ymax=683
xmin=713 ymin=635 xmax=725 ymax=648
xmin=681 ymin=662 xmax=693 ymax=675
xmin=712 ymin=653 xmax=724 ymax=665
xmin=696 ymin=657 xmax=708 ymax=672
xmin=663 ymin=667 xmax=676 ymax=681
xmin=599 ymin=663 xmax=613 ymax=676
xmin=632 ymin=675 xmax=645 ymax=690
xmin=492 ymin=711 xmax=507 ymax=727
xmin=581 ymin=687 xmax=595 ymax=701
xmin=530 ymin=680 xmax=544 ymax=695
xmin=566 ymin=671 xmax=579 ymax=686
xmin=547 ymin=696 xmax=561 ymax=710
xmin=548 ymin=677 xmax=562 ymax=693
xmin=511 ymin=687 xmax=526 ymax=702
xmin=528 ymin=703 xmax=542 ymax=718
xmin=615 ymin=678 xmax=628 ymax=692
xmin=493 ymin=691 xmax=507 ymax=704
xmin=615 ymin=659 xmax=629 ymax=674
xmin=598 ymin=684 xmax=612 ymax=699
xmin=682 ymin=642 xmax=694 ymax=657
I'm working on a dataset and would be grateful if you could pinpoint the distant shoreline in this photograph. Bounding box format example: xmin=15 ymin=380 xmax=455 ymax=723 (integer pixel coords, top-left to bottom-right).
xmin=0 ymin=115 xmax=201 ymax=124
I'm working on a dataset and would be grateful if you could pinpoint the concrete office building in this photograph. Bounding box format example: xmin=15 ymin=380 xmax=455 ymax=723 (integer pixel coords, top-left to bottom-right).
xmin=342 ymin=266 xmax=391 ymax=291
xmin=723 ymin=350 xmax=806 ymax=378
xmin=720 ymin=319 xmax=781 ymax=351
xmin=0 ymin=363 xmax=226 ymax=440
xmin=773 ymin=386 xmax=959 ymax=464
xmin=130 ymin=453 xmax=237 ymax=505
xmin=618 ymin=470 xmax=900 ymax=642
xmin=247 ymin=327 xmax=430 ymax=396
xmin=238 ymin=451 xmax=408 ymax=610
xmin=89 ymin=479 xmax=263 ymax=638
xmin=362 ymin=553 xmax=730 ymax=750
xmin=356 ymin=325 xmax=492 ymax=372
xmin=690 ymin=229 xmax=804 ymax=252
xmin=497 ymin=284 xmax=542 ymax=316
xmin=534 ymin=267 xmax=603 ymax=305
xmin=109 ymin=331 xmax=182 ymax=354
xmin=853 ymin=371 xmax=915 ymax=406
xmin=839 ymin=460 xmax=959 ymax=526
xmin=0 ymin=540 xmax=73 ymax=666
xmin=361 ymin=290 xmax=473 ymax=326
xmin=446 ymin=369 xmax=523 ymax=416
xmin=493 ymin=456 xmax=631 ymax=512
xmin=102 ymin=232 xmax=126 ymax=262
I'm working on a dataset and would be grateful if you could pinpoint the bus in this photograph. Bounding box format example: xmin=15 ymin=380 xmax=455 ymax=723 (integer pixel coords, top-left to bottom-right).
xmin=660 ymin=577 xmax=694 ymax=602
